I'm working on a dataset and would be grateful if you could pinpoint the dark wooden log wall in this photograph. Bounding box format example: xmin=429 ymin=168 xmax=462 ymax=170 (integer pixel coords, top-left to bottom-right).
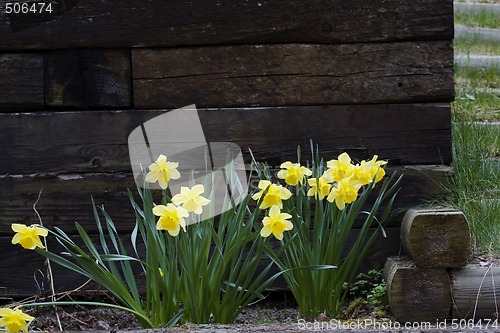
xmin=0 ymin=0 xmax=454 ymax=297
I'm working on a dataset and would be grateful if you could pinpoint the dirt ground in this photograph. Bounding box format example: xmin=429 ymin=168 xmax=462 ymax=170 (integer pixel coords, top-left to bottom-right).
xmin=30 ymin=291 xmax=300 ymax=331
xmin=27 ymin=291 xmax=500 ymax=333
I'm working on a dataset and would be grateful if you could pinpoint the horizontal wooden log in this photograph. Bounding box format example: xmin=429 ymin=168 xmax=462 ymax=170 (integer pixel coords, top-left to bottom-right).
xmin=451 ymin=264 xmax=500 ymax=320
xmin=0 ymin=105 xmax=451 ymax=175
xmin=384 ymin=257 xmax=452 ymax=323
xmin=0 ymin=53 xmax=44 ymax=110
xmin=0 ymin=228 xmax=401 ymax=298
xmin=0 ymin=165 xmax=449 ymax=237
xmin=45 ymin=49 xmax=132 ymax=108
xmin=132 ymin=42 xmax=454 ymax=108
xmin=401 ymin=208 xmax=470 ymax=268
xmin=0 ymin=0 xmax=453 ymax=50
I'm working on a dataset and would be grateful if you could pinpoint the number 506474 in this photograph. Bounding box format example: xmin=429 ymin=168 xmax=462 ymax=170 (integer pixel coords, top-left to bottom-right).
xmin=4 ymin=2 xmax=53 ymax=14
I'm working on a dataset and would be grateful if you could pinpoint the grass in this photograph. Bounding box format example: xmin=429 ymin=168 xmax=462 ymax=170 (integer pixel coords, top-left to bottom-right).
xmin=455 ymin=10 xmax=500 ymax=29
xmin=454 ymin=38 xmax=500 ymax=56
xmin=442 ymin=65 xmax=500 ymax=253
xmin=439 ymin=121 xmax=500 ymax=253
xmin=454 ymin=66 xmax=500 ymax=122
xmin=445 ymin=7 xmax=500 ymax=253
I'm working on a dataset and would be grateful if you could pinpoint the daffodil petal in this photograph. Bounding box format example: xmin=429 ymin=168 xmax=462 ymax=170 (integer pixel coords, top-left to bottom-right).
xmin=260 ymin=226 xmax=272 ymax=238
xmin=273 ymin=232 xmax=284 ymax=241
xmin=11 ymin=224 xmax=27 ymax=233
xmin=152 ymin=205 xmax=169 ymax=216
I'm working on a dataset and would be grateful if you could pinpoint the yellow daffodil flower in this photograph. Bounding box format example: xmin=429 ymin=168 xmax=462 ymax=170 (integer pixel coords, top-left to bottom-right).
xmin=353 ymin=155 xmax=387 ymax=186
xmin=307 ymin=176 xmax=332 ymax=200
xmin=368 ymin=155 xmax=387 ymax=183
xmin=252 ymin=180 xmax=292 ymax=210
xmin=145 ymin=154 xmax=181 ymax=189
xmin=260 ymin=205 xmax=293 ymax=240
xmin=326 ymin=177 xmax=362 ymax=210
xmin=277 ymin=161 xmax=312 ymax=186
xmin=0 ymin=308 xmax=34 ymax=333
xmin=153 ymin=203 xmax=189 ymax=236
xmin=353 ymin=160 xmax=373 ymax=186
xmin=171 ymin=184 xmax=211 ymax=215
xmin=11 ymin=224 xmax=48 ymax=250
xmin=325 ymin=152 xmax=355 ymax=182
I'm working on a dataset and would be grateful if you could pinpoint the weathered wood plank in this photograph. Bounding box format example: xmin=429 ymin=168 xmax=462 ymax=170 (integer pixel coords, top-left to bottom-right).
xmin=0 ymin=104 xmax=451 ymax=175
xmin=0 ymin=228 xmax=401 ymax=297
xmin=384 ymin=257 xmax=452 ymax=323
xmin=0 ymin=53 xmax=44 ymax=110
xmin=45 ymin=49 xmax=132 ymax=108
xmin=0 ymin=173 xmax=136 ymax=236
xmin=0 ymin=165 xmax=448 ymax=237
xmin=401 ymin=208 xmax=470 ymax=268
xmin=0 ymin=0 xmax=453 ymax=50
xmin=132 ymin=42 xmax=454 ymax=108
xmin=451 ymin=264 xmax=500 ymax=320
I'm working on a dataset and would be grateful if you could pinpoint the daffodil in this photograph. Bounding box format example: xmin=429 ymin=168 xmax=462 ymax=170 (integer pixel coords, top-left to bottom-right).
xmin=353 ymin=155 xmax=387 ymax=185
xmin=277 ymin=161 xmax=312 ymax=186
xmin=252 ymin=180 xmax=292 ymax=210
xmin=11 ymin=224 xmax=48 ymax=250
xmin=171 ymin=184 xmax=211 ymax=215
xmin=145 ymin=154 xmax=181 ymax=189
xmin=307 ymin=176 xmax=332 ymax=200
xmin=368 ymin=155 xmax=387 ymax=183
xmin=0 ymin=308 xmax=34 ymax=333
xmin=325 ymin=152 xmax=355 ymax=182
xmin=260 ymin=205 xmax=293 ymax=240
xmin=326 ymin=177 xmax=362 ymax=210
xmin=353 ymin=160 xmax=373 ymax=186
xmin=153 ymin=203 xmax=189 ymax=236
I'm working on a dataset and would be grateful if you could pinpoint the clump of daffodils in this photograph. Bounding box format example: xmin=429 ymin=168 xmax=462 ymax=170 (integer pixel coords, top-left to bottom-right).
xmin=254 ymin=151 xmax=387 ymax=240
xmin=7 ymin=149 xmax=395 ymax=325
xmin=252 ymin=148 xmax=399 ymax=319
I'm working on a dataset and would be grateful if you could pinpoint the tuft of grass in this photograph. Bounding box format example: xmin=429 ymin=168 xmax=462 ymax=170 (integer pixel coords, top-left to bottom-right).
xmin=452 ymin=0 xmax=500 ymax=256
xmin=455 ymin=10 xmax=500 ymax=29
xmin=438 ymin=121 xmax=500 ymax=254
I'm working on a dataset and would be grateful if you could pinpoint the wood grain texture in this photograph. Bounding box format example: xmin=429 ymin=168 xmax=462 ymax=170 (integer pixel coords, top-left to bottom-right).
xmin=0 ymin=165 xmax=449 ymax=237
xmin=384 ymin=257 xmax=452 ymax=323
xmin=132 ymin=42 xmax=454 ymax=108
xmin=0 ymin=53 xmax=44 ymax=110
xmin=0 ymin=105 xmax=451 ymax=175
xmin=0 ymin=0 xmax=453 ymax=50
xmin=0 ymin=228 xmax=401 ymax=297
xmin=451 ymin=264 xmax=500 ymax=320
xmin=45 ymin=49 xmax=132 ymax=108
xmin=401 ymin=208 xmax=470 ymax=268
